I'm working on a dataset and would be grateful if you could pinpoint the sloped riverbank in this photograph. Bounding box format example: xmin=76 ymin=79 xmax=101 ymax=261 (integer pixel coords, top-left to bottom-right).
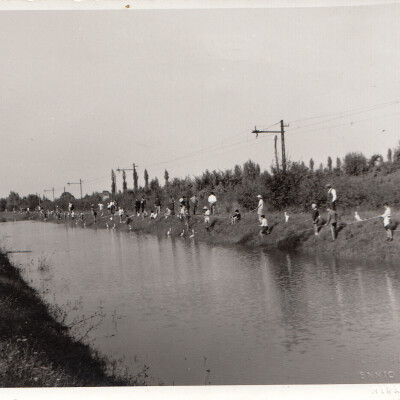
xmin=0 ymin=251 xmax=145 ymax=387
xmin=2 ymin=208 xmax=398 ymax=264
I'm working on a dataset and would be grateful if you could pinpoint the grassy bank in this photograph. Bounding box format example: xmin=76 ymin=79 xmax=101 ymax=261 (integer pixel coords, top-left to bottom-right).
xmin=2 ymin=207 xmax=397 ymax=264
xmin=0 ymin=250 xmax=146 ymax=387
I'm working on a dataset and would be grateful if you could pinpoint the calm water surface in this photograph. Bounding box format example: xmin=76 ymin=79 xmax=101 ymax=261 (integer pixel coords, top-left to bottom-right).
xmin=1 ymin=221 xmax=399 ymax=385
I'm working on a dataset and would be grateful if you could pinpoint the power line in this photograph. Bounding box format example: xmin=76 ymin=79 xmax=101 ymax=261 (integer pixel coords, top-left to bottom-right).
xmin=289 ymin=99 xmax=400 ymax=125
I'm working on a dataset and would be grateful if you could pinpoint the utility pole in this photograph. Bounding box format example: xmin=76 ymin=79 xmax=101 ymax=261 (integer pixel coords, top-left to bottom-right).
xmin=274 ymin=135 xmax=279 ymax=171
xmin=44 ymin=188 xmax=55 ymax=201
xmin=117 ymin=163 xmax=139 ymax=192
xmin=67 ymin=179 xmax=83 ymax=199
xmin=252 ymin=119 xmax=289 ymax=172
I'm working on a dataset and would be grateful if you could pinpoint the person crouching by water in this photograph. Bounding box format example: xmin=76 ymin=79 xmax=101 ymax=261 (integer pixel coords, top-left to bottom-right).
xmin=150 ymin=210 xmax=157 ymax=220
xmin=231 ymin=209 xmax=241 ymax=224
xmin=125 ymin=213 xmax=133 ymax=230
xmin=380 ymin=202 xmax=393 ymax=242
xmin=325 ymin=206 xmax=337 ymax=241
xmin=203 ymin=206 xmax=210 ymax=224
xmin=311 ymin=202 xmax=321 ymax=236
xmin=259 ymin=215 xmax=270 ymax=236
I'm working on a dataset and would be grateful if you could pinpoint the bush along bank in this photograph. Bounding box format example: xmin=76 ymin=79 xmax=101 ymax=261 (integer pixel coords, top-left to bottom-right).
xmin=0 ymin=251 xmax=147 ymax=387
xmin=12 ymin=206 xmax=399 ymax=264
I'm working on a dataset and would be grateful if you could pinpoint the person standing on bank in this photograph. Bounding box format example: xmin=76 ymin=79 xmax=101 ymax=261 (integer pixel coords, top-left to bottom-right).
xmin=326 ymin=184 xmax=337 ymax=211
xmin=325 ymin=206 xmax=338 ymax=241
xmin=140 ymin=196 xmax=146 ymax=214
xmin=168 ymin=196 xmax=175 ymax=215
xmin=154 ymin=196 xmax=162 ymax=216
xmin=380 ymin=202 xmax=393 ymax=242
xmin=256 ymin=195 xmax=264 ymax=222
xmin=311 ymin=202 xmax=320 ymax=236
xmin=208 ymin=192 xmax=217 ymax=215
xmin=190 ymin=194 xmax=199 ymax=215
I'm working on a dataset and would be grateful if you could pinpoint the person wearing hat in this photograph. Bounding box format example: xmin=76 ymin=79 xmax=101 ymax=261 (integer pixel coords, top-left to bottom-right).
xmin=326 ymin=184 xmax=337 ymax=211
xmin=256 ymin=195 xmax=264 ymax=222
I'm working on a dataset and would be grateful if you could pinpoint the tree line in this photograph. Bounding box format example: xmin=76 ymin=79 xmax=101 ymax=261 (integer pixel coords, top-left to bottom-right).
xmin=2 ymin=144 xmax=400 ymax=214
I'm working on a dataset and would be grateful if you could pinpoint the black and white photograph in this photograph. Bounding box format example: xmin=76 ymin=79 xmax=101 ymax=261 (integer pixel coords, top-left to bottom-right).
xmin=1 ymin=1 xmax=400 ymax=398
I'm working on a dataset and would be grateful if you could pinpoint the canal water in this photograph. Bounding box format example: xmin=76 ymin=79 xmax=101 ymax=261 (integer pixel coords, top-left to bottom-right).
xmin=1 ymin=221 xmax=399 ymax=385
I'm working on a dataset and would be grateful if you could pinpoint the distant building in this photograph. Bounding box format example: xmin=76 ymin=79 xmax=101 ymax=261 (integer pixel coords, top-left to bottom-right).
xmin=102 ymin=191 xmax=111 ymax=201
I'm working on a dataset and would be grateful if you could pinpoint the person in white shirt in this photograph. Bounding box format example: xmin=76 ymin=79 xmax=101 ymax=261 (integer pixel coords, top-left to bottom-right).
xmin=208 ymin=192 xmax=217 ymax=215
xmin=150 ymin=210 xmax=157 ymax=220
xmin=380 ymin=202 xmax=393 ymax=241
xmin=256 ymin=195 xmax=264 ymax=222
xmin=118 ymin=207 xmax=124 ymax=223
xmin=259 ymin=215 xmax=270 ymax=235
xmin=326 ymin=184 xmax=337 ymax=211
xmin=98 ymin=202 xmax=104 ymax=216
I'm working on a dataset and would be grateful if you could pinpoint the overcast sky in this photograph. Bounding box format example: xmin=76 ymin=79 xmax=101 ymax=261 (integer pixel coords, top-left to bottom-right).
xmin=1 ymin=4 xmax=400 ymax=198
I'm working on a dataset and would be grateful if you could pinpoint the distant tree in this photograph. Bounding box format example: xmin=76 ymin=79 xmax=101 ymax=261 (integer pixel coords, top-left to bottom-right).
xmin=233 ymin=164 xmax=243 ymax=185
xmin=26 ymin=194 xmax=40 ymax=209
xmin=122 ymin=170 xmax=127 ymax=193
xmin=243 ymin=160 xmax=261 ymax=181
xmin=387 ymin=148 xmax=392 ymax=163
xmin=309 ymin=158 xmax=314 ymax=172
xmin=164 ymin=169 xmax=169 ymax=186
xmin=336 ymin=157 xmax=342 ymax=170
xmin=343 ymin=152 xmax=368 ymax=176
xmin=149 ymin=177 xmax=160 ymax=192
xmin=368 ymin=154 xmax=383 ymax=169
xmin=111 ymin=169 xmax=116 ymax=195
xmin=144 ymin=169 xmax=149 ymax=191
xmin=0 ymin=198 xmax=6 ymax=212
xmin=60 ymin=192 xmax=75 ymax=200
xmin=7 ymin=191 xmax=21 ymax=210
xmin=327 ymin=156 xmax=332 ymax=172
xmin=318 ymin=163 xmax=324 ymax=172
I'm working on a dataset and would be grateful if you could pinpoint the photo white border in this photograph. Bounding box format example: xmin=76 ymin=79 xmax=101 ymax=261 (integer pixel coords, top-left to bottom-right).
xmin=1 ymin=1 xmax=400 ymax=399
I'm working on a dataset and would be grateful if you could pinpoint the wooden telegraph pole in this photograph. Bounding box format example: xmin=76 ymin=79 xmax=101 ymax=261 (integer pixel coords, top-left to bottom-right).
xmin=252 ymin=120 xmax=289 ymax=172
xmin=67 ymin=179 xmax=83 ymax=199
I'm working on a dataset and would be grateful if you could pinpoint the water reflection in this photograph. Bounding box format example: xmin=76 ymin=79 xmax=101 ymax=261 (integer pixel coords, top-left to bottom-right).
xmin=0 ymin=221 xmax=400 ymax=385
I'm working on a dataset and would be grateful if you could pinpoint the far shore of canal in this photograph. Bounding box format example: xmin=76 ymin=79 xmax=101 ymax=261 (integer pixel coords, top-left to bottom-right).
xmin=1 ymin=209 xmax=398 ymax=264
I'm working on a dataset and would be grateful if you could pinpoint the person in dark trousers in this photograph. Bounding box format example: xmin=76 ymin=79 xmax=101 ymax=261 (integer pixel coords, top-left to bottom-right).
xmin=259 ymin=215 xmax=270 ymax=235
xmin=169 ymin=196 xmax=175 ymax=215
xmin=154 ymin=197 xmax=161 ymax=215
xmin=183 ymin=196 xmax=190 ymax=215
xmin=135 ymin=198 xmax=141 ymax=215
xmin=311 ymin=202 xmax=321 ymax=236
xmin=190 ymin=195 xmax=199 ymax=215
xmin=140 ymin=196 xmax=146 ymax=214
xmin=325 ymin=206 xmax=338 ymax=241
